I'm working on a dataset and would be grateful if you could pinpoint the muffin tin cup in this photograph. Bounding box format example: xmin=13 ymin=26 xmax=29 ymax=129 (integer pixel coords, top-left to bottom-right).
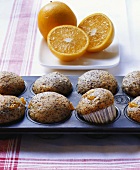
xmin=0 ymin=75 xmax=140 ymax=135
xmin=18 ymin=81 xmax=28 ymax=97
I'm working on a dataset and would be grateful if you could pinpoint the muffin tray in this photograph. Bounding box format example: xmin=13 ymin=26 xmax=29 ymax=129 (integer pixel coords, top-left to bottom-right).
xmin=0 ymin=75 xmax=140 ymax=135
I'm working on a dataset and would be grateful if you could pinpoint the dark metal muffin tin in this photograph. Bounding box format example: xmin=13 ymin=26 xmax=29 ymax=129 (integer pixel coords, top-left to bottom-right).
xmin=0 ymin=76 xmax=140 ymax=135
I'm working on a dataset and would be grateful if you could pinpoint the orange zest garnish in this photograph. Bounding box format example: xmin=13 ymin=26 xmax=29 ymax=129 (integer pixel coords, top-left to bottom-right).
xmin=128 ymin=102 xmax=138 ymax=108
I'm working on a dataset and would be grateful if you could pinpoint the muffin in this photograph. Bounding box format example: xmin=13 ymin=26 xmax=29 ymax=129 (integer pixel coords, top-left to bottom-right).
xmin=76 ymin=88 xmax=116 ymax=124
xmin=127 ymin=96 xmax=140 ymax=122
xmin=0 ymin=71 xmax=25 ymax=96
xmin=77 ymin=70 xmax=118 ymax=95
xmin=28 ymin=92 xmax=74 ymax=123
xmin=32 ymin=72 xmax=72 ymax=96
xmin=0 ymin=95 xmax=26 ymax=124
xmin=122 ymin=71 xmax=140 ymax=97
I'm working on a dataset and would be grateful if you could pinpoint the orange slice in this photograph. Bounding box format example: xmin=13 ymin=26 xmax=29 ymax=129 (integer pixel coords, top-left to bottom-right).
xmin=78 ymin=13 xmax=115 ymax=52
xmin=47 ymin=25 xmax=89 ymax=62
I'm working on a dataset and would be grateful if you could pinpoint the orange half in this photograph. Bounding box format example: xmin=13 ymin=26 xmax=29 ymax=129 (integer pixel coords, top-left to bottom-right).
xmin=47 ymin=25 xmax=89 ymax=62
xmin=78 ymin=13 xmax=115 ymax=52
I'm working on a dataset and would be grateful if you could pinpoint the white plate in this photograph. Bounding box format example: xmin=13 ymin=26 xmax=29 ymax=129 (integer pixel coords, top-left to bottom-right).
xmin=38 ymin=35 xmax=120 ymax=70
xmin=37 ymin=0 xmax=122 ymax=70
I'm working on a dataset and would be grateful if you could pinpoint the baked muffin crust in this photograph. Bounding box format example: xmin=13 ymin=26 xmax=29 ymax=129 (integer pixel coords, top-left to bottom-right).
xmin=122 ymin=71 xmax=140 ymax=97
xmin=127 ymin=96 xmax=140 ymax=122
xmin=76 ymin=88 xmax=114 ymax=115
xmin=0 ymin=71 xmax=25 ymax=96
xmin=32 ymin=72 xmax=72 ymax=96
xmin=77 ymin=70 xmax=118 ymax=95
xmin=0 ymin=95 xmax=26 ymax=124
xmin=28 ymin=92 xmax=74 ymax=123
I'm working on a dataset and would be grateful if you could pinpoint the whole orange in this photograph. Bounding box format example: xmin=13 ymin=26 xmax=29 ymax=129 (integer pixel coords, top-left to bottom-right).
xmin=38 ymin=1 xmax=77 ymax=40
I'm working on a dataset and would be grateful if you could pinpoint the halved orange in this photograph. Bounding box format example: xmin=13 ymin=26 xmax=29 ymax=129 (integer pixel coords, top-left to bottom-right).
xmin=78 ymin=13 xmax=115 ymax=52
xmin=47 ymin=25 xmax=89 ymax=62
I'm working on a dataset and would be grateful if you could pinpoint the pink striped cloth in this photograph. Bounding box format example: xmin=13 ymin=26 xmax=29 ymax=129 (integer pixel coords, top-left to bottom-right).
xmin=0 ymin=133 xmax=140 ymax=170
xmin=0 ymin=0 xmax=41 ymax=75
xmin=0 ymin=0 xmax=140 ymax=169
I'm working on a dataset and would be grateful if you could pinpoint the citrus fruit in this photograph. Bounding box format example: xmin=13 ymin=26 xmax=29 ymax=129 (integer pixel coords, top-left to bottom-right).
xmin=78 ymin=13 xmax=115 ymax=52
xmin=38 ymin=1 xmax=77 ymax=40
xmin=47 ymin=25 xmax=89 ymax=62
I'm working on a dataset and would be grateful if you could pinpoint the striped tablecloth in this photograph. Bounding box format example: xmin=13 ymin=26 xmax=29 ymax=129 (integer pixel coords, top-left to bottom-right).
xmin=0 ymin=0 xmax=140 ymax=169
xmin=0 ymin=0 xmax=41 ymax=75
xmin=1 ymin=134 xmax=140 ymax=169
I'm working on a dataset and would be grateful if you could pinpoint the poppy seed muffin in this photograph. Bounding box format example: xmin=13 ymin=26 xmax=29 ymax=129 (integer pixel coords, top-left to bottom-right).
xmin=32 ymin=72 xmax=72 ymax=96
xmin=77 ymin=70 xmax=118 ymax=95
xmin=127 ymin=96 xmax=140 ymax=123
xmin=0 ymin=95 xmax=26 ymax=124
xmin=122 ymin=71 xmax=140 ymax=97
xmin=0 ymin=71 xmax=25 ymax=96
xmin=28 ymin=92 xmax=74 ymax=124
xmin=76 ymin=88 xmax=116 ymax=124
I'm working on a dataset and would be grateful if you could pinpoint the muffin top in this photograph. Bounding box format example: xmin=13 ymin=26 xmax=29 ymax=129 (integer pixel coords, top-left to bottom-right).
xmin=127 ymin=96 xmax=140 ymax=113
xmin=0 ymin=95 xmax=26 ymax=111
xmin=77 ymin=70 xmax=118 ymax=94
xmin=28 ymin=92 xmax=74 ymax=123
xmin=127 ymin=96 xmax=140 ymax=122
xmin=32 ymin=72 xmax=72 ymax=96
xmin=0 ymin=71 xmax=25 ymax=96
xmin=0 ymin=95 xmax=26 ymax=124
xmin=122 ymin=71 xmax=140 ymax=97
xmin=76 ymin=88 xmax=114 ymax=115
xmin=28 ymin=92 xmax=74 ymax=112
